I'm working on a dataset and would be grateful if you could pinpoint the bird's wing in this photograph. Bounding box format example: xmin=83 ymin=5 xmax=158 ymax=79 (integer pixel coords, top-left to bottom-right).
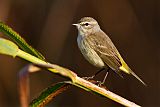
xmin=85 ymin=31 xmax=122 ymax=71
xmin=83 ymin=30 xmax=146 ymax=85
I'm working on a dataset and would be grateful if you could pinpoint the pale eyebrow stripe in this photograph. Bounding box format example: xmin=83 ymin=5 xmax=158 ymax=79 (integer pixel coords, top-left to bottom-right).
xmin=80 ymin=22 xmax=97 ymax=25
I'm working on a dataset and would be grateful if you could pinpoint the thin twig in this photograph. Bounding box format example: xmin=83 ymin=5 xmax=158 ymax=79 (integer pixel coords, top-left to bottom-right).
xmin=18 ymin=64 xmax=41 ymax=107
xmin=35 ymin=63 xmax=141 ymax=107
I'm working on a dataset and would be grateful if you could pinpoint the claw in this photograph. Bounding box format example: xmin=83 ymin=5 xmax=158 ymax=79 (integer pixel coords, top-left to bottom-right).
xmin=97 ymin=81 xmax=103 ymax=86
xmin=97 ymin=81 xmax=108 ymax=90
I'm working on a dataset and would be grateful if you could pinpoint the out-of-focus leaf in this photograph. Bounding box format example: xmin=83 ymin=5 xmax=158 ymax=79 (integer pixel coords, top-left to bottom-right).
xmin=30 ymin=82 xmax=71 ymax=107
xmin=0 ymin=38 xmax=19 ymax=57
xmin=0 ymin=22 xmax=45 ymax=60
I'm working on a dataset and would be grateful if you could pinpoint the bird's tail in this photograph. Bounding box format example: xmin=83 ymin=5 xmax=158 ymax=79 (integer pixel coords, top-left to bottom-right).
xmin=119 ymin=64 xmax=146 ymax=86
xmin=130 ymin=69 xmax=147 ymax=86
xmin=117 ymin=53 xmax=146 ymax=86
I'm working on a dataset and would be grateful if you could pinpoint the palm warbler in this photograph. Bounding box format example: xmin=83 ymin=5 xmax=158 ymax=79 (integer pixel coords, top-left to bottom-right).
xmin=73 ymin=17 xmax=146 ymax=85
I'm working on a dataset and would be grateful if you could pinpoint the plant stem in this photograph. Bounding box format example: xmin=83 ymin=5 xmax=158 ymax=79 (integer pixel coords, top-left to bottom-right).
xmin=17 ymin=49 xmax=76 ymax=80
xmin=17 ymin=49 xmax=141 ymax=107
xmin=75 ymin=77 xmax=140 ymax=107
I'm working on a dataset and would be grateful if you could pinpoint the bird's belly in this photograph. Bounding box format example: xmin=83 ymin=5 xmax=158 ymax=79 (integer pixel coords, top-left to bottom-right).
xmin=77 ymin=36 xmax=105 ymax=68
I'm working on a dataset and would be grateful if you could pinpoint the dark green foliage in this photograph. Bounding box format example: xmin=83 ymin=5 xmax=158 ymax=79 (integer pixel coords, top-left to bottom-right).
xmin=0 ymin=22 xmax=45 ymax=60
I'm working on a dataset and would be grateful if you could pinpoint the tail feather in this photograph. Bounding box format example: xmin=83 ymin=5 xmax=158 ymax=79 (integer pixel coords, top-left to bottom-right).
xmin=117 ymin=52 xmax=146 ymax=86
xmin=130 ymin=70 xmax=147 ymax=86
xmin=120 ymin=66 xmax=147 ymax=86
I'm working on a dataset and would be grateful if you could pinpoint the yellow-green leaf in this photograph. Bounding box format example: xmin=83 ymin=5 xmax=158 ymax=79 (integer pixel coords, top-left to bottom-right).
xmin=0 ymin=22 xmax=45 ymax=60
xmin=0 ymin=38 xmax=19 ymax=57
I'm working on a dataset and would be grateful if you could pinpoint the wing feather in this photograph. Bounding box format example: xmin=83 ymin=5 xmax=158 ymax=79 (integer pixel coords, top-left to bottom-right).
xmin=85 ymin=30 xmax=122 ymax=71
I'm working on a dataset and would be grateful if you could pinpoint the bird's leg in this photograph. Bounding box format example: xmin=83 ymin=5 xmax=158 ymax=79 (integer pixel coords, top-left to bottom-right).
xmin=94 ymin=68 xmax=105 ymax=78
xmin=97 ymin=68 xmax=110 ymax=86
xmin=82 ymin=68 xmax=105 ymax=80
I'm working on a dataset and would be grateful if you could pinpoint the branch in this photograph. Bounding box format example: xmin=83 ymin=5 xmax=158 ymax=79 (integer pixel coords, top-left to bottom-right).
xmin=18 ymin=64 xmax=41 ymax=107
xmin=0 ymin=38 xmax=141 ymax=107
xmin=16 ymin=49 xmax=141 ymax=107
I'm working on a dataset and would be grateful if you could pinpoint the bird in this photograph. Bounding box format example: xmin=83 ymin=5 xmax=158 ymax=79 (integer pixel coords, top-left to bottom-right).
xmin=73 ymin=17 xmax=146 ymax=86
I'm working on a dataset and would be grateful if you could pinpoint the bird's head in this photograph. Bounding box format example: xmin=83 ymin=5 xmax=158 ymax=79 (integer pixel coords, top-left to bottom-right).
xmin=73 ymin=17 xmax=100 ymax=35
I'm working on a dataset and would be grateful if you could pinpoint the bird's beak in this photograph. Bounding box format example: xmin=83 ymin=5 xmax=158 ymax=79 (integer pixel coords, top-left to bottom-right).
xmin=72 ymin=23 xmax=80 ymax=29
xmin=72 ymin=23 xmax=79 ymax=26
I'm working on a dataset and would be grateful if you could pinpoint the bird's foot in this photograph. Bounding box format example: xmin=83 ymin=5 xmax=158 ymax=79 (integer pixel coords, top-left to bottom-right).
xmin=96 ymin=81 xmax=108 ymax=90
xmin=96 ymin=81 xmax=104 ymax=86
xmin=82 ymin=77 xmax=108 ymax=90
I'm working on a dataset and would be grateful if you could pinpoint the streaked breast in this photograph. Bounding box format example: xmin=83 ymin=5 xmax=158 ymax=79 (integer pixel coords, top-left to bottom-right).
xmin=77 ymin=35 xmax=105 ymax=68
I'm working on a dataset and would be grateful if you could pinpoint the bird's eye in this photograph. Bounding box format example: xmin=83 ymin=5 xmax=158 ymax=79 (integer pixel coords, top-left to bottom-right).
xmin=84 ymin=23 xmax=89 ymax=26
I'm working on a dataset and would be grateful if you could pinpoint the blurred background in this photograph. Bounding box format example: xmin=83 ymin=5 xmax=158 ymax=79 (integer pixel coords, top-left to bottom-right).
xmin=0 ymin=0 xmax=160 ymax=106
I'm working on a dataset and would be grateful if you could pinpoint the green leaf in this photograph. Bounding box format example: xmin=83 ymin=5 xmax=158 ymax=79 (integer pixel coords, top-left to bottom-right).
xmin=0 ymin=38 xmax=19 ymax=57
xmin=30 ymin=82 xmax=71 ymax=107
xmin=0 ymin=22 xmax=45 ymax=60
